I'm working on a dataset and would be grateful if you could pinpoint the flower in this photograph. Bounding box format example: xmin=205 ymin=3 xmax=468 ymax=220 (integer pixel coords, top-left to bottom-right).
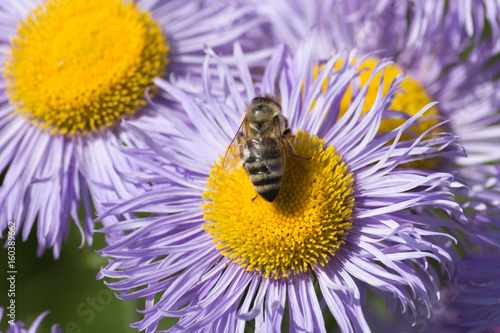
xmin=97 ymin=42 xmax=466 ymax=332
xmin=0 ymin=308 xmax=60 ymax=333
xmin=444 ymin=0 xmax=500 ymax=55
xmin=376 ymin=251 xmax=500 ymax=333
xmin=452 ymin=253 xmax=500 ymax=333
xmin=257 ymin=0 xmax=500 ymax=247
xmin=0 ymin=0 xmax=271 ymax=257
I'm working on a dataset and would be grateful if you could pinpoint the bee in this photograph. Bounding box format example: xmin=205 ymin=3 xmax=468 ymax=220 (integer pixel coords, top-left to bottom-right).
xmin=223 ymin=95 xmax=306 ymax=202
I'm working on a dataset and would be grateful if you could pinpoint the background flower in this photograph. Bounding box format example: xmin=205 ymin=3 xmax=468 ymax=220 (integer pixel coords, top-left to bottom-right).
xmin=0 ymin=0 xmax=272 ymax=257
xmin=256 ymin=0 xmax=500 ymax=255
xmin=445 ymin=0 xmax=500 ymax=55
xmin=452 ymin=253 xmax=500 ymax=333
xmin=363 ymin=250 xmax=500 ymax=333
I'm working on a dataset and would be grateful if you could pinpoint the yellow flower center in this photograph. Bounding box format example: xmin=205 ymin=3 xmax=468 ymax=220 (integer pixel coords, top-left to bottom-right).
xmin=314 ymin=58 xmax=441 ymax=169
xmin=4 ymin=0 xmax=168 ymax=136
xmin=203 ymin=131 xmax=354 ymax=279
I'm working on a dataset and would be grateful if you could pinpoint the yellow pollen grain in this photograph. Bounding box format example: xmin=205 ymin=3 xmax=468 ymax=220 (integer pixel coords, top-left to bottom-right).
xmin=4 ymin=0 xmax=169 ymax=136
xmin=202 ymin=131 xmax=354 ymax=279
xmin=313 ymin=58 xmax=442 ymax=169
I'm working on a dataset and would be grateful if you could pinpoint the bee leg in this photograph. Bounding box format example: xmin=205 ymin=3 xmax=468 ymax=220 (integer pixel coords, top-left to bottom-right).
xmin=251 ymin=194 xmax=258 ymax=201
xmin=283 ymin=116 xmax=289 ymax=129
xmin=282 ymin=130 xmax=310 ymax=160
xmin=283 ymin=127 xmax=297 ymax=141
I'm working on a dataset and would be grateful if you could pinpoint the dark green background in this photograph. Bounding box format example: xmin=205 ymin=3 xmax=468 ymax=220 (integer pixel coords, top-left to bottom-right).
xmin=0 ymin=224 xmax=140 ymax=333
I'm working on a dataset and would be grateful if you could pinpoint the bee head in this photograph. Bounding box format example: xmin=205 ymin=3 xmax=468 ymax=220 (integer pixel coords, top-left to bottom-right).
xmin=251 ymin=104 xmax=268 ymax=119
xmin=250 ymin=96 xmax=281 ymax=117
xmin=245 ymin=96 xmax=282 ymax=132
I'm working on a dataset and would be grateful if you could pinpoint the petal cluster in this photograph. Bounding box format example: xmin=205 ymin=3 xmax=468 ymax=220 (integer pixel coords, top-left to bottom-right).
xmin=0 ymin=0 xmax=272 ymax=256
xmin=0 ymin=308 xmax=60 ymax=333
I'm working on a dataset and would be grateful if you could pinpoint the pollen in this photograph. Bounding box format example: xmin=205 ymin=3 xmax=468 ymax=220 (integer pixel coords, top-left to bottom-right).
xmin=314 ymin=58 xmax=442 ymax=169
xmin=202 ymin=130 xmax=354 ymax=279
xmin=4 ymin=0 xmax=168 ymax=136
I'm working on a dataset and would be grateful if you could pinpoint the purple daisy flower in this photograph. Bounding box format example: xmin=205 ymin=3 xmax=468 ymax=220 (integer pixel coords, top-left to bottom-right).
xmin=97 ymin=41 xmax=466 ymax=332
xmin=258 ymin=0 xmax=500 ymax=244
xmin=0 ymin=0 xmax=272 ymax=257
xmin=445 ymin=0 xmax=500 ymax=55
xmin=452 ymin=253 xmax=500 ymax=333
xmin=381 ymin=251 xmax=500 ymax=333
xmin=0 ymin=308 xmax=60 ymax=333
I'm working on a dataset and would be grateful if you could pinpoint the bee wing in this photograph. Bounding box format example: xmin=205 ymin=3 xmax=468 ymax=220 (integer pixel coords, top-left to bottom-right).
xmin=275 ymin=117 xmax=287 ymax=172
xmin=223 ymin=119 xmax=248 ymax=174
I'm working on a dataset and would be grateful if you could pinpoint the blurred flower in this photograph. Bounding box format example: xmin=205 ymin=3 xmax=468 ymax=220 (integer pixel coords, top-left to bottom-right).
xmin=258 ymin=0 xmax=500 ymax=251
xmin=97 ymin=42 xmax=466 ymax=332
xmin=444 ymin=0 xmax=500 ymax=54
xmin=375 ymin=251 xmax=500 ymax=333
xmin=453 ymin=253 xmax=500 ymax=333
xmin=0 ymin=308 xmax=60 ymax=333
xmin=0 ymin=0 xmax=271 ymax=256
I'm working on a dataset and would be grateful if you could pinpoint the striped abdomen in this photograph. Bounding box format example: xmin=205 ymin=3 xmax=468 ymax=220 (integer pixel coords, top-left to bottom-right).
xmin=243 ymin=137 xmax=283 ymax=202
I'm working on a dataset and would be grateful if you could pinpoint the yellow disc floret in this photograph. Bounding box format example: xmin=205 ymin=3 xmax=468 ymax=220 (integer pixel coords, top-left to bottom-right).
xmin=336 ymin=58 xmax=441 ymax=137
xmin=313 ymin=58 xmax=442 ymax=169
xmin=4 ymin=0 xmax=168 ymax=136
xmin=203 ymin=131 xmax=354 ymax=279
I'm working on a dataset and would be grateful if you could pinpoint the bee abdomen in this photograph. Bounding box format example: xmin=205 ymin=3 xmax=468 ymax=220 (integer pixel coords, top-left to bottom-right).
xmin=250 ymin=173 xmax=282 ymax=186
xmin=242 ymin=136 xmax=284 ymax=202
xmin=245 ymin=158 xmax=281 ymax=174
xmin=244 ymin=157 xmax=283 ymax=202
xmin=253 ymin=180 xmax=282 ymax=202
